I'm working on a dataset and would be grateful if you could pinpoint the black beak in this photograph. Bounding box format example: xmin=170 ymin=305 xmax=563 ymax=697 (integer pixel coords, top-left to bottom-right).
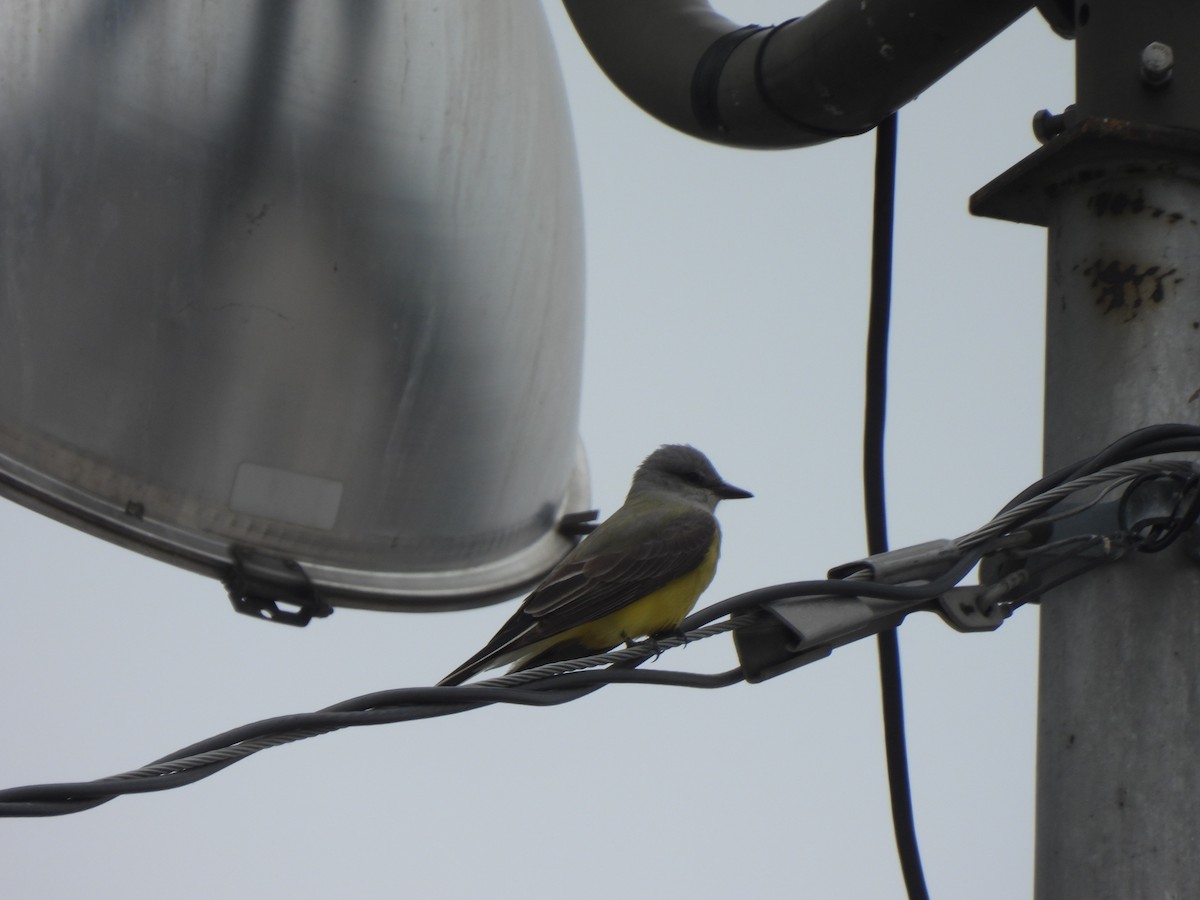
xmin=716 ymin=481 xmax=753 ymax=500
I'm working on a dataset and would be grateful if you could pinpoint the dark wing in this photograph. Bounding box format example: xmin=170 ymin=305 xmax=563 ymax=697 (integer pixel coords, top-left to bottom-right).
xmin=437 ymin=500 xmax=715 ymax=685
xmin=521 ymin=502 xmax=716 ymax=631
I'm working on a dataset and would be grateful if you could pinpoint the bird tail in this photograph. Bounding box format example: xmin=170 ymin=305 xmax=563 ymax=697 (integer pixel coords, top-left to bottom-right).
xmin=437 ymin=637 xmax=607 ymax=686
xmin=436 ymin=660 xmax=484 ymax=687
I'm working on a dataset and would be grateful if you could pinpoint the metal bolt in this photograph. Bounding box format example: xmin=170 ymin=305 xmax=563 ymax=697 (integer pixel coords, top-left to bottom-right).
xmin=1033 ymin=108 xmax=1068 ymax=144
xmin=1141 ymin=42 xmax=1174 ymax=87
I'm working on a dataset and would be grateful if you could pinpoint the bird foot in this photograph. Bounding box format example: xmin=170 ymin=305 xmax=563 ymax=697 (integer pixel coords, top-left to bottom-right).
xmin=635 ymin=629 xmax=689 ymax=662
xmin=654 ymin=627 xmax=690 ymax=649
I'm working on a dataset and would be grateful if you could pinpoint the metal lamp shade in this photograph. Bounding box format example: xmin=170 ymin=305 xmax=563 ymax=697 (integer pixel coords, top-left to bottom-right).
xmin=0 ymin=1 xmax=587 ymax=611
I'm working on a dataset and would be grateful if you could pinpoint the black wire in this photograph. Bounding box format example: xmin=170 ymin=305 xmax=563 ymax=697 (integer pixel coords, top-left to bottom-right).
xmin=681 ymin=542 xmax=997 ymax=630
xmin=865 ymin=135 xmax=894 ymax=552
xmin=866 ymin=112 xmax=929 ymax=900
xmin=13 ymin=416 xmax=1193 ymax=820
xmin=9 ymin=419 xmax=1190 ymax=822
xmin=1001 ymin=425 xmax=1200 ymax=513
xmin=0 ymin=537 xmax=1005 ymax=820
xmin=0 ymin=664 xmax=744 ymax=817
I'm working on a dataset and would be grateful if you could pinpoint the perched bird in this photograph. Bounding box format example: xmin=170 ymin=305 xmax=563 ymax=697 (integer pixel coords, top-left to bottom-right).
xmin=438 ymin=444 xmax=751 ymax=686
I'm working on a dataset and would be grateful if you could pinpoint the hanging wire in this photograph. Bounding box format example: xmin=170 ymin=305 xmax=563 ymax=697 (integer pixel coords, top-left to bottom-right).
xmin=865 ymin=112 xmax=930 ymax=900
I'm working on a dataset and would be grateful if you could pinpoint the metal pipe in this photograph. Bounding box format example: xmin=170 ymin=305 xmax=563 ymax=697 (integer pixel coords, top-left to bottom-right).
xmin=561 ymin=0 xmax=1034 ymax=149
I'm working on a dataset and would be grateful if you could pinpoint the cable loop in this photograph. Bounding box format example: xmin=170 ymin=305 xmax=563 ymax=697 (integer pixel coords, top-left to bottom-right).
xmin=1118 ymin=470 xmax=1200 ymax=552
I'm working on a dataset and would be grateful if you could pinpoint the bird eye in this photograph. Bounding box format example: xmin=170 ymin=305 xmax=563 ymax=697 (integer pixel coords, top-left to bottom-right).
xmin=683 ymin=471 xmax=704 ymax=486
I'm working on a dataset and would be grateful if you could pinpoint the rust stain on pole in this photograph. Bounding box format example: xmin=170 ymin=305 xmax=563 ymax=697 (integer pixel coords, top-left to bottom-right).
xmin=1078 ymin=259 xmax=1180 ymax=315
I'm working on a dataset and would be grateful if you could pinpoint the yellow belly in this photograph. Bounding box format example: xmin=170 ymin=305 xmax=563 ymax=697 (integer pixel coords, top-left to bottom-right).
xmin=555 ymin=533 xmax=720 ymax=650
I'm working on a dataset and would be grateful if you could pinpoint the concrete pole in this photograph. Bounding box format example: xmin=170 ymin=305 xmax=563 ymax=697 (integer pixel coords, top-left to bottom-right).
xmin=973 ymin=3 xmax=1200 ymax=896
xmin=1038 ymin=159 xmax=1200 ymax=900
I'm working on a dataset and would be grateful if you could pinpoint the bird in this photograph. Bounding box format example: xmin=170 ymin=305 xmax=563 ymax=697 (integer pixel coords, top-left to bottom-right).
xmin=438 ymin=444 xmax=751 ymax=686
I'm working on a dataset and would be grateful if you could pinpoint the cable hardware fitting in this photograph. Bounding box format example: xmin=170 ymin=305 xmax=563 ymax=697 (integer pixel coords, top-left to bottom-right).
xmin=223 ymin=544 xmax=333 ymax=627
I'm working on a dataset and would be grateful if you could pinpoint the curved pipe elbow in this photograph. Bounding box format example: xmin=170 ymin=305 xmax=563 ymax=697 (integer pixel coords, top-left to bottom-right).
xmin=562 ymin=0 xmax=1036 ymax=149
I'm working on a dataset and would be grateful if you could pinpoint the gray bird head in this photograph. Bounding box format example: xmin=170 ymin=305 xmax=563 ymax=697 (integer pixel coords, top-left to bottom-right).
xmin=628 ymin=444 xmax=752 ymax=509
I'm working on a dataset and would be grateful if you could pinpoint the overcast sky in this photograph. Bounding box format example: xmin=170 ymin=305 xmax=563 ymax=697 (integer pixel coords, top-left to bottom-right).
xmin=2 ymin=3 xmax=1072 ymax=897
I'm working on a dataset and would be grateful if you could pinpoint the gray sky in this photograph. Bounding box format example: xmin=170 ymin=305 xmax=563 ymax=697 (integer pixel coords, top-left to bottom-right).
xmin=1 ymin=3 xmax=1072 ymax=897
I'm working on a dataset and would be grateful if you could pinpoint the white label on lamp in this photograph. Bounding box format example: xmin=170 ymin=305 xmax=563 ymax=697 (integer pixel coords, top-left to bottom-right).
xmin=230 ymin=462 xmax=343 ymax=530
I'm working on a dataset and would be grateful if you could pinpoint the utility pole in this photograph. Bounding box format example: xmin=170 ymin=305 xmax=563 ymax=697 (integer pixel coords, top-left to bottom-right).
xmin=973 ymin=3 xmax=1200 ymax=896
